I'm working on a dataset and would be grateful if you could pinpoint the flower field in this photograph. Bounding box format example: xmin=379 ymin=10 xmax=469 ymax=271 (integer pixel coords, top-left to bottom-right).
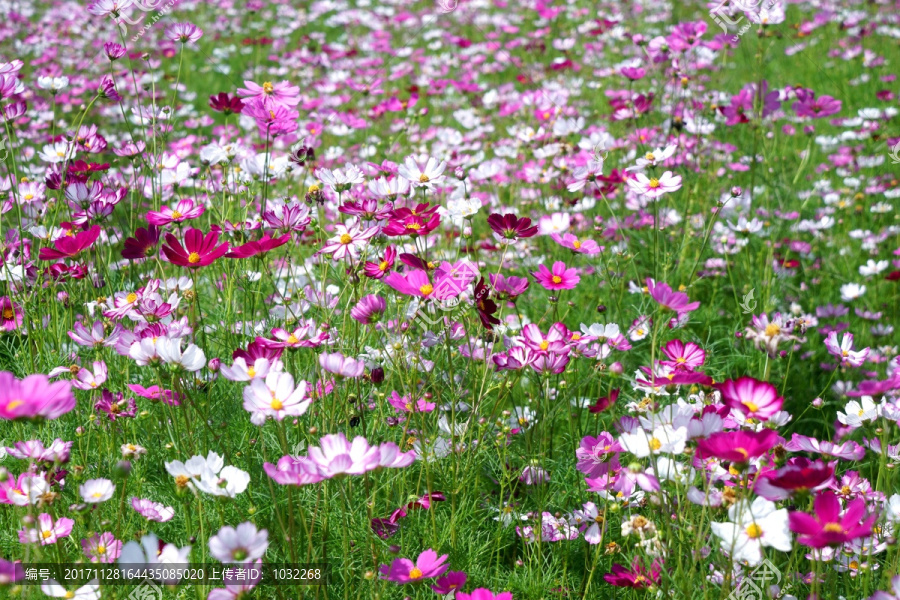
xmin=2 ymin=0 xmax=900 ymax=599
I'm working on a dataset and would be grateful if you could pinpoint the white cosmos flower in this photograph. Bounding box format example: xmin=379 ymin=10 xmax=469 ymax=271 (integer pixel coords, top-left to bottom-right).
xmin=837 ymin=396 xmax=881 ymax=428
xmin=79 ymin=478 xmax=115 ymax=504
xmin=859 ymin=260 xmax=888 ymax=276
xmin=41 ymin=581 xmax=100 ymax=600
xmin=840 ymin=283 xmax=866 ymax=301
xmin=156 ymin=337 xmax=206 ymax=372
xmin=398 ymin=155 xmax=446 ymax=189
xmin=710 ymin=497 xmax=791 ymax=566
xmin=619 ymin=425 xmax=687 ymax=458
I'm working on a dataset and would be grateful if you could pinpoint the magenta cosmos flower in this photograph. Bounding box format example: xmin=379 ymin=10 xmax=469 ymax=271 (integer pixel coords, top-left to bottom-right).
xmin=788 ymin=491 xmax=876 ymax=548
xmin=380 ymin=549 xmax=449 ymax=584
xmin=550 ymin=232 xmax=603 ymax=254
xmin=603 ymin=556 xmax=662 ymax=589
xmin=38 ymin=225 xmax=101 ymax=260
xmin=226 ymin=234 xmax=290 ymax=259
xmin=0 ymin=372 xmax=76 ymax=421
xmin=487 ymin=213 xmax=538 ymax=243
xmin=532 ymin=261 xmax=579 ymax=291
xmin=715 ymin=376 xmax=784 ymax=420
xmin=659 ymin=339 xmax=705 ymax=370
xmin=162 ymin=228 xmax=229 ymax=268
xmin=647 ymin=278 xmax=700 ymax=314
xmin=695 ymin=429 xmax=783 ymax=463
xmin=456 ymin=590 xmax=512 ymax=600
xmin=384 ymin=270 xmax=457 ymax=300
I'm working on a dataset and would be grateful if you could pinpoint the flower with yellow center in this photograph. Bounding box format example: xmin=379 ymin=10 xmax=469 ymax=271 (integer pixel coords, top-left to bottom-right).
xmin=823 ymin=522 xmax=844 ymax=533
xmin=745 ymin=523 xmax=763 ymax=539
xmin=170 ymin=210 xmax=182 ymax=219
xmin=42 ymin=529 xmax=53 ymax=539
xmin=2 ymin=308 xmax=13 ymax=320
xmin=418 ymin=174 xmax=430 ymax=183
xmin=408 ymin=567 xmax=423 ymax=580
xmin=644 ymin=152 xmax=655 ymax=161
xmin=572 ymin=239 xmax=581 ymax=249
xmin=419 ymin=284 xmax=433 ymax=296
xmin=648 ymin=178 xmax=660 ymax=189
xmin=340 ymin=233 xmax=353 ymax=245
xmin=378 ymin=261 xmax=389 ymax=271
xmin=262 ymin=81 xmax=274 ymax=94
xmin=765 ymin=323 xmax=781 ymax=337
xmin=187 ymin=252 xmax=201 ymax=264
xmin=551 ymin=275 xmax=562 ymax=284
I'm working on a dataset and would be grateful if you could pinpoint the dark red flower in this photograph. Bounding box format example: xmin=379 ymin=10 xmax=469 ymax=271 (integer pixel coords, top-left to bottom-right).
xmin=122 ymin=225 xmax=161 ymax=260
xmin=209 ymin=92 xmax=244 ymax=115
xmin=487 ymin=213 xmax=538 ymax=242
xmin=588 ymin=388 xmax=619 ymax=414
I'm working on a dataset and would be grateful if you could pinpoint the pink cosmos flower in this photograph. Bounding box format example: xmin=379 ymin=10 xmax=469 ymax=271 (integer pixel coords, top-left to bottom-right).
xmin=792 ymin=90 xmax=842 ymax=119
xmin=350 ymin=295 xmax=387 ymax=325
xmin=696 ymin=429 xmax=783 ymax=463
xmin=71 ymin=360 xmax=108 ymax=390
xmin=5 ymin=439 xmax=72 ymax=463
xmin=18 ymin=513 xmax=74 ymax=545
xmin=38 ymin=225 xmax=101 ymax=260
xmin=236 ymin=80 xmax=301 ymax=110
xmin=379 ymin=548 xmax=449 ymax=584
xmin=659 ymin=339 xmax=705 ymax=370
xmin=0 ymin=296 xmax=23 ymax=331
xmin=319 ymin=352 xmax=365 ymax=378
xmin=165 ymin=22 xmax=203 ymax=44
xmin=161 ymin=228 xmax=229 ymax=268
xmin=626 ymin=171 xmax=682 ymax=198
xmin=131 ymin=498 xmax=175 ymax=522
xmin=788 ymin=491 xmax=876 ymax=548
xmin=0 ymin=372 xmax=76 ymax=421
xmin=646 ymin=279 xmax=700 ymax=314
xmin=754 ymin=458 xmax=834 ymax=501
xmin=384 ymin=270 xmax=457 ymax=300
xmin=431 ymin=571 xmax=467 ymax=595
xmin=146 ymin=198 xmax=205 ymax=226
xmin=824 ymin=332 xmax=869 ymax=368
xmin=82 ymin=532 xmax=122 ymax=563
xmin=576 ymin=433 xmax=622 ymax=478
xmin=784 ymin=434 xmax=866 ymax=461
xmin=308 ymin=433 xmax=382 ymax=477
xmin=715 ymin=376 xmax=784 ymax=420
xmin=242 ymin=372 xmax=310 ymax=426
xmin=532 ymin=261 xmax=580 ymax=291
xmin=550 ymin=232 xmax=603 ymax=254
xmin=263 ymin=455 xmax=325 ymax=487
xmin=388 ymin=390 xmax=435 ymax=414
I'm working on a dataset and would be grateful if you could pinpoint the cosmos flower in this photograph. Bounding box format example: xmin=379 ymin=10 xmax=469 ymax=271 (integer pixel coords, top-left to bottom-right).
xmin=647 ymin=279 xmax=700 ymax=315
xmin=147 ymin=198 xmax=206 ymax=226
xmin=532 ymin=261 xmax=580 ymax=291
xmin=319 ymin=352 xmax=365 ymax=378
xmin=80 ymin=478 xmax=115 ymax=504
xmin=397 ymin=156 xmax=446 ymax=189
xmin=379 ymin=549 xmax=449 ymax=584
xmin=166 ymin=22 xmax=203 ymax=43
xmin=696 ymin=429 xmax=783 ymax=463
xmin=82 ymin=532 xmax=122 ymax=563
xmin=788 ymin=491 xmax=876 ymax=548
xmin=824 ymin=331 xmax=869 ymax=368
xmin=38 ymin=225 xmax=101 ymax=260
xmin=0 ymin=296 xmax=23 ymax=331
xmin=242 ymin=372 xmax=310 ymax=425
xmin=550 ymin=232 xmax=603 ymax=254
xmin=487 ymin=213 xmax=538 ymax=243
xmin=603 ymin=557 xmax=662 ymax=589
xmin=225 ymin=234 xmax=290 ymax=259
xmin=317 ymin=221 xmax=378 ymax=261
xmin=456 ymin=590 xmax=513 ymax=600
xmin=131 ymin=498 xmax=175 ymax=522
xmin=716 ymin=376 xmax=784 ymax=421
xmin=710 ymin=497 xmax=791 ymax=566
xmin=626 ymin=171 xmax=682 ymax=198
xmin=237 ymin=80 xmax=301 ymax=110
xmin=162 ymin=228 xmax=229 ymax=268
xmin=0 ymin=372 xmax=76 ymax=421
xmin=209 ymin=523 xmax=269 ymax=564
xmin=18 ymin=513 xmax=75 ymax=545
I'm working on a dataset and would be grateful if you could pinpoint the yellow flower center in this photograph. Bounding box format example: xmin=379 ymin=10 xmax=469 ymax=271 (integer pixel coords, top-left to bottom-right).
xmin=379 ymin=261 xmax=389 ymax=271
xmin=340 ymin=233 xmax=353 ymax=245
xmin=648 ymin=178 xmax=660 ymax=189
xmin=65 ymin=592 xmax=75 ymax=599
xmin=419 ymin=284 xmax=434 ymax=296
xmin=126 ymin=292 xmax=138 ymax=303
xmin=6 ymin=399 xmax=23 ymax=411
xmin=175 ymin=475 xmax=190 ymax=488
xmin=187 ymin=252 xmax=201 ymax=264
xmin=406 ymin=223 xmax=421 ymax=231
xmin=765 ymin=323 xmax=781 ymax=337
xmin=287 ymin=334 xmax=299 ymax=344
xmin=2 ymin=308 xmax=13 ymax=320
xmin=408 ymin=567 xmax=424 ymax=580
xmin=92 ymin=492 xmax=103 ymax=498
xmin=742 ymin=400 xmax=759 ymax=413
xmin=745 ymin=524 xmax=763 ymax=539
xmin=56 ymin=151 xmax=65 ymax=157
xmin=551 ymin=275 xmax=562 ymax=284
xmin=649 ymin=438 xmax=662 ymax=451
xmin=97 ymin=545 xmax=106 ymax=554
xmin=24 ymin=193 xmax=33 ymax=201
xmin=539 ymin=340 xmax=550 ymax=351
xmin=247 ymin=367 xmax=256 ymax=378
xmin=170 ymin=210 xmax=182 ymax=219
xmin=734 ymin=447 xmax=749 ymax=460
xmin=840 ymin=485 xmax=851 ymax=495
xmin=572 ymin=240 xmax=581 ymax=249
xmin=644 ymin=152 xmax=655 ymax=161
xmin=823 ymin=522 xmax=844 ymax=533
xmin=262 ymin=81 xmax=274 ymax=94
xmin=418 ymin=174 xmax=430 ymax=183
xmin=42 ymin=530 xmax=53 ymax=539
xmin=271 ymin=398 xmax=283 ymax=410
